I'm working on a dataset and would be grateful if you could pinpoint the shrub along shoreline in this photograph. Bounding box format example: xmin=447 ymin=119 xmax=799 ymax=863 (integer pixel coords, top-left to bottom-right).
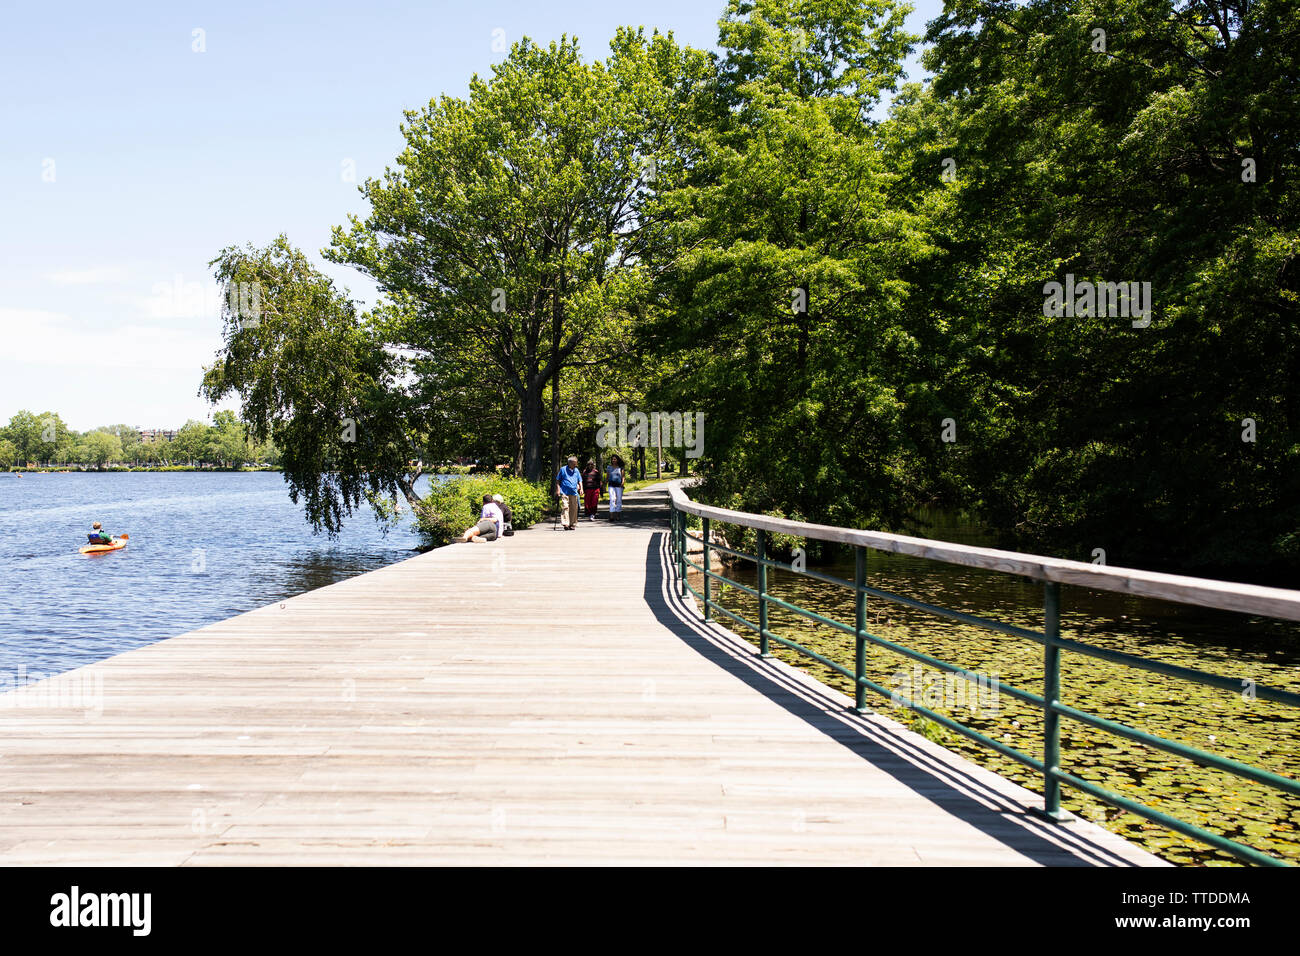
xmin=413 ymin=475 xmax=551 ymax=549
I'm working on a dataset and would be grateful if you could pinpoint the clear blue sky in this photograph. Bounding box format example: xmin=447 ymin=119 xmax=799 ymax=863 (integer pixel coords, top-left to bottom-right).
xmin=0 ymin=0 xmax=943 ymax=431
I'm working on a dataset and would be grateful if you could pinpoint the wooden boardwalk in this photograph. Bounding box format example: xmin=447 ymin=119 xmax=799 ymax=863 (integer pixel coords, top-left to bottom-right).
xmin=0 ymin=486 xmax=1163 ymax=865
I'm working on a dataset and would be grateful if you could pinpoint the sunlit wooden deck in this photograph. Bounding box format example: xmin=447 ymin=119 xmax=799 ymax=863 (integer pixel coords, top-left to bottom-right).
xmin=0 ymin=486 xmax=1163 ymax=865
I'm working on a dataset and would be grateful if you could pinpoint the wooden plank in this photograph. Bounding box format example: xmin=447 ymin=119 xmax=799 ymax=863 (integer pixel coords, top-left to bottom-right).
xmin=669 ymin=481 xmax=1300 ymax=621
xmin=0 ymin=486 xmax=1164 ymax=866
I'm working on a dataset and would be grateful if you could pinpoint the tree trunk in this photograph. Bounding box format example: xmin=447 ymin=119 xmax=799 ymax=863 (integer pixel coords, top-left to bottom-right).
xmin=512 ymin=407 xmax=525 ymax=477
xmin=550 ymin=295 xmax=562 ymax=479
xmin=398 ymin=468 xmax=424 ymax=508
xmin=521 ymin=385 xmax=546 ymax=482
xmin=550 ymin=367 xmax=560 ymax=479
xmin=796 ymin=201 xmax=809 ymax=370
xmin=550 ymin=253 xmax=568 ymax=480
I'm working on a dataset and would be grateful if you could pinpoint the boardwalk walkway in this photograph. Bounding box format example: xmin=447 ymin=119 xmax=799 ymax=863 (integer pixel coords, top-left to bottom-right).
xmin=0 ymin=486 xmax=1162 ymax=865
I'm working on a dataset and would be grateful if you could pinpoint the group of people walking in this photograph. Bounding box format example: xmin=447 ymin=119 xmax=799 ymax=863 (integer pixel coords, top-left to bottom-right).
xmin=553 ymin=454 xmax=627 ymax=530
xmin=458 ymin=453 xmax=630 ymax=542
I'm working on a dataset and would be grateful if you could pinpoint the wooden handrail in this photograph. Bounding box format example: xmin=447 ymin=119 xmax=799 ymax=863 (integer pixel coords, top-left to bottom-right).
xmin=667 ymin=481 xmax=1300 ymax=622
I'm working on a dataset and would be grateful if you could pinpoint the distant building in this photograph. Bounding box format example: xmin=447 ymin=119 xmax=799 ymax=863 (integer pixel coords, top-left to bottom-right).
xmin=137 ymin=428 xmax=178 ymax=444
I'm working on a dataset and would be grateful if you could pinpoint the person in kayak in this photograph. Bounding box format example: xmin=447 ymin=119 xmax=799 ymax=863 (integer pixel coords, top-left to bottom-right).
xmin=87 ymin=522 xmax=113 ymax=545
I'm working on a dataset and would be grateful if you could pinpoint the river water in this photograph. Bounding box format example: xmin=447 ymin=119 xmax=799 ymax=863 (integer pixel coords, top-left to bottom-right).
xmin=0 ymin=471 xmax=425 ymax=677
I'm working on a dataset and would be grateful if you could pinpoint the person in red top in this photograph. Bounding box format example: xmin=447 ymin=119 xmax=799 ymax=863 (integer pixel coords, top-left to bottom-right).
xmin=581 ymin=459 xmax=602 ymax=521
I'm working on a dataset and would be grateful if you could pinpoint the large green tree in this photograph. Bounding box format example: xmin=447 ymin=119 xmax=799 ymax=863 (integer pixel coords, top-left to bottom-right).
xmin=202 ymin=237 xmax=423 ymax=532
xmin=2 ymin=410 xmax=73 ymax=465
xmin=208 ymin=410 xmax=251 ymax=467
xmin=909 ymin=0 xmax=1300 ymax=574
xmin=643 ymin=0 xmax=927 ymax=532
xmin=75 ymin=429 xmax=123 ymax=468
xmin=173 ymin=421 xmax=210 ymax=465
xmin=327 ymin=30 xmax=711 ymax=481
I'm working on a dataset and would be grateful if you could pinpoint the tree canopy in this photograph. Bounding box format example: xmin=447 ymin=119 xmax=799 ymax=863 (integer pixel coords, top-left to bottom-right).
xmin=327 ymin=30 xmax=712 ymax=481
xmin=200 ymin=0 xmax=1300 ymax=578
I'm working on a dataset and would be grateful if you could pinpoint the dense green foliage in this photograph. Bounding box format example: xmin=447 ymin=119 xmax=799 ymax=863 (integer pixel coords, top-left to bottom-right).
xmin=651 ymin=0 xmax=1300 ymax=578
xmin=0 ymin=409 xmax=276 ymax=469
xmin=203 ymin=0 xmax=1298 ymax=577
xmin=327 ymin=31 xmax=710 ymax=481
xmin=202 ymin=238 xmax=424 ymax=532
xmin=645 ymin=0 xmax=930 ymax=541
xmin=900 ymin=0 xmax=1300 ymax=576
xmin=413 ymin=476 xmax=550 ymax=547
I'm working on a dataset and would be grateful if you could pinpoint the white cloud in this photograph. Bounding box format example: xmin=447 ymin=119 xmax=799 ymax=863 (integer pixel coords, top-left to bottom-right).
xmin=45 ymin=266 xmax=127 ymax=285
xmin=0 ymin=308 xmax=223 ymax=371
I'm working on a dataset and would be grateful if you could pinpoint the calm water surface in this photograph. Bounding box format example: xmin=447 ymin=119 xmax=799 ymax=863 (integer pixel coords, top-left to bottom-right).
xmin=0 ymin=471 xmax=428 ymax=676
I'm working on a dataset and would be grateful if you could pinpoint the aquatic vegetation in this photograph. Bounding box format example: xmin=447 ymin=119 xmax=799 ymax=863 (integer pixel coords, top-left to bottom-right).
xmin=698 ymin=557 xmax=1300 ymax=866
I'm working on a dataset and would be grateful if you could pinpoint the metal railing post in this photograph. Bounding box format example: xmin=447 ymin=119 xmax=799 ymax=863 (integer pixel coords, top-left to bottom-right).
xmin=670 ymin=506 xmax=677 ymax=578
xmin=757 ymin=529 xmax=771 ymax=657
xmin=702 ymin=517 xmax=711 ymax=621
xmin=854 ymin=545 xmax=867 ymax=714
xmin=677 ymin=510 xmax=686 ymax=596
xmin=1042 ymin=581 xmax=1066 ymax=820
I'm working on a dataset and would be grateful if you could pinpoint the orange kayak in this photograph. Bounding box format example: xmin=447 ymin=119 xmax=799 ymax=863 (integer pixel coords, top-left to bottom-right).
xmin=80 ymin=533 xmax=128 ymax=555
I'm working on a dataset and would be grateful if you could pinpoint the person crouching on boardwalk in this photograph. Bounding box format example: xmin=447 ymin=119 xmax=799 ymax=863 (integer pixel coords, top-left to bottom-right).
xmin=581 ymin=459 xmax=602 ymax=521
xmin=492 ymin=494 xmax=513 ymax=535
xmin=554 ymin=455 xmax=582 ymax=530
xmin=460 ymin=494 xmax=504 ymax=542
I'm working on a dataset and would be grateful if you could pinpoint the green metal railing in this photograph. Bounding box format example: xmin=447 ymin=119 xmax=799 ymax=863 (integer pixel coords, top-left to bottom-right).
xmin=667 ymin=488 xmax=1300 ymax=867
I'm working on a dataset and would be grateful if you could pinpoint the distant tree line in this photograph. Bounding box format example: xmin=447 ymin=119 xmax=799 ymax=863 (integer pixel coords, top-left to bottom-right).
xmin=0 ymin=409 xmax=279 ymax=469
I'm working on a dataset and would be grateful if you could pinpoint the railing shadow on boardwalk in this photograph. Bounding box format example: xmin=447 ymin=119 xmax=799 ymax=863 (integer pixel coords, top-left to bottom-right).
xmin=638 ymin=526 xmax=1147 ymax=867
